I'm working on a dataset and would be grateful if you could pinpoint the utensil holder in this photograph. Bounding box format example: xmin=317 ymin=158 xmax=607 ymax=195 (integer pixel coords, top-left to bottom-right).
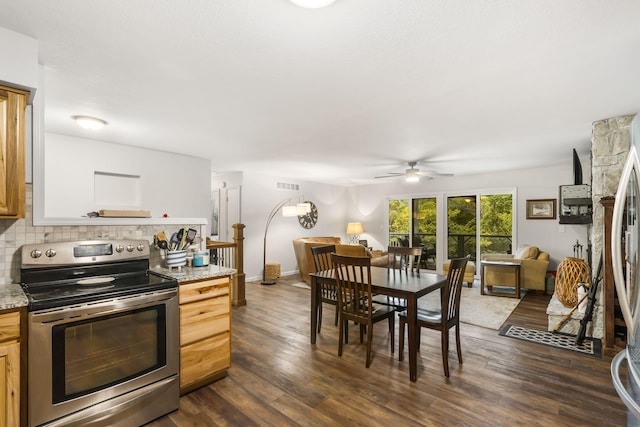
xmin=166 ymin=250 xmax=187 ymax=268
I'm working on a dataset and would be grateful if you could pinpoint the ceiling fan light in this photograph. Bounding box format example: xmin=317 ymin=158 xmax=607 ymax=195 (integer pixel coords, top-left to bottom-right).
xmin=405 ymin=175 xmax=420 ymax=183
xmin=289 ymin=0 xmax=337 ymax=8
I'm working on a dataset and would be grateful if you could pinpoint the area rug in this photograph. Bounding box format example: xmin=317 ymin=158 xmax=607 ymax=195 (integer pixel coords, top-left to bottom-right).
xmin=499 ymin=324 xmax=602 ymax=357
xmin=417 ymin=282 xmax=521 ymax=330
xmin=291 ymin=282 xmax=311 ymax=289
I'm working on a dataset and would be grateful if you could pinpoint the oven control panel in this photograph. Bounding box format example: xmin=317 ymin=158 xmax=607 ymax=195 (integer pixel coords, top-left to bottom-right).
xmin=21 ymin=239 xmax=150 ymax=267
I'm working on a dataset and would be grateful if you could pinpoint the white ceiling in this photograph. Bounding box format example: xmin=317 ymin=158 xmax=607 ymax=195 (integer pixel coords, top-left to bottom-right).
xmin=0 ymin=0 xmax=639 ymax=185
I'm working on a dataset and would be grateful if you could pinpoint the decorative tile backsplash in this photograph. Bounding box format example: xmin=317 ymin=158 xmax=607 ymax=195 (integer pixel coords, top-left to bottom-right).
xmin=0 ymin=184 xmax=200 ymax=284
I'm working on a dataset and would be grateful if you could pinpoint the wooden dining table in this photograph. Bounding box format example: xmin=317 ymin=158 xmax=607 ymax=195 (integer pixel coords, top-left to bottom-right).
xmin=309 ymin=266 xmax=447 ymax=382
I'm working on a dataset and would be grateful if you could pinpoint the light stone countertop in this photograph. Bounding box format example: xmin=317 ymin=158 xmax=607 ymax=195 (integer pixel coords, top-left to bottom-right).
xmin=153 ymin=264 xmax=236 ymax=283
xmin=0 ymin=265 xmax=236 ymax=310
xmin=0 ymin=283 xmax=29 ymax=310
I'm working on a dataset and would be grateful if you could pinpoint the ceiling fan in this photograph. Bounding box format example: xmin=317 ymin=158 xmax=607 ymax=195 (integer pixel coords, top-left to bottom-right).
xmin=374 ymin=161 xmax=453 ymax=183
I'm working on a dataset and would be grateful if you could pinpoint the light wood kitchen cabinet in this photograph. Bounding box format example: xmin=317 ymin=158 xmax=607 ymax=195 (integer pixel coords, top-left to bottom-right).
xmin=0 ymin=310 xmax=21 ymax=427
xmin=178 ymin=276 xmax=231 ymax=394
xmin=0 ymin=85 xmax=27 ymax=219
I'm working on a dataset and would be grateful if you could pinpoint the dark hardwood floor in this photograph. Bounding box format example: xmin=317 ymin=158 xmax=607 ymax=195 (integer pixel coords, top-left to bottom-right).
xmin=147 ymin=275 xmax=628 ymax=426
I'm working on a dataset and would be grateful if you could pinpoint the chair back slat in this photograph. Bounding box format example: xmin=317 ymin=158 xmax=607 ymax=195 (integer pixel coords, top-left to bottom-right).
xmin=387 ymin=246 xmax=423 ymax=273
xmin=331 ymin=254 xmax=372 ymax=321
xmin=311 ymin=244 xmax=336 ymax=272
xmin=312 ymin=245 xmax=337 ymax=303
xmin=442 ymin=255 xmax=469 ymax=322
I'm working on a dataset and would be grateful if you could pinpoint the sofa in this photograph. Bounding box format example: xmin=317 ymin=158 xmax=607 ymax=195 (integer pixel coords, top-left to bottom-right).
xmin=481 ymin=244 xmax=550 ymax=292
xmin=292 ymin=237 xmax=388 ymax=284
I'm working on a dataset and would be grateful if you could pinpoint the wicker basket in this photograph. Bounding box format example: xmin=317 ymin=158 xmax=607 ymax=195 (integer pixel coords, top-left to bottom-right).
xmin=555 ymin=257 xmax=590 ymax=308
xmin=265 ymin=262 xmax=281 ymax=281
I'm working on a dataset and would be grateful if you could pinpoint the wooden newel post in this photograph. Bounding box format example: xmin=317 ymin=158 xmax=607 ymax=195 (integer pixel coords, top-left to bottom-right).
xmin=232 ymin=223 xmax=246 ymax=306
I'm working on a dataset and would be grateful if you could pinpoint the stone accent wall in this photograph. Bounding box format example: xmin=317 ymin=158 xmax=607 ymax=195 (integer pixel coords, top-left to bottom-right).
xmin=0 ymin=183 xmax=203 ymax=284
xmin=590 ymin=113 xmax=636 ymax=338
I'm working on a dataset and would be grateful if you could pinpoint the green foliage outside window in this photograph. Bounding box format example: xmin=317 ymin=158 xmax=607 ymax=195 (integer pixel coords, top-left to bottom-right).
xmin=480 ymin=194 xmax=513 ymax=254
xmin=447 ymin=196 xmax=477 ymax=259
xmin=389 ymin=193 xmax=512 ymax=261
xmin=389 ymin=199 xmax=409 ymax=246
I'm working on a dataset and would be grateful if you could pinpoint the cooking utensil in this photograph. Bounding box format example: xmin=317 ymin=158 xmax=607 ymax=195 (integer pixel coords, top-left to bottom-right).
xmin=186 ymin=228 xmax=197 ymax=245
xmin=170 ymin=232 xmax=180 ymax=250
xmin=178 ymin=228 xmax=188 ymax=250
xmin=157 ymin=231 xmax=169 ymax=242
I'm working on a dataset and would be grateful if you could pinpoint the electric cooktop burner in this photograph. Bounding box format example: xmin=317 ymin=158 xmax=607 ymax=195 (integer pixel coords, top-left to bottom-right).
xmin=20 ymin=240 xmax=178 ymax=311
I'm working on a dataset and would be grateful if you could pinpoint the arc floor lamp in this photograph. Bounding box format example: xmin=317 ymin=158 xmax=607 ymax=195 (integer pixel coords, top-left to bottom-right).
xmin=262 ymin=197 xmax=310 ymax=285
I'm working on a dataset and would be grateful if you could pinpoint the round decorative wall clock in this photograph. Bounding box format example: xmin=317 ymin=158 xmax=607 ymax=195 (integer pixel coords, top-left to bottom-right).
xmin=298 ymin=201 xmax=318 ymax=229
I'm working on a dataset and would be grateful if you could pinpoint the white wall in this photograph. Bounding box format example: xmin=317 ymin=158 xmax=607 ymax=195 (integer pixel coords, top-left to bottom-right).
xmin=238 ymin=172 xmax=348 ymax=280
xmin=234 ymin=160 xmax=589 ymax=280
xmin=44 ymin=132 xmax=211 ymax=220
xmin=0 ymin=26 xmax=38 ymax=94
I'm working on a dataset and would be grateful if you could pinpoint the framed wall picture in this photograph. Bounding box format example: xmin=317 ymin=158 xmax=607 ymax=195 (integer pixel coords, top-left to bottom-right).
xmin=526 ymin=199 xmax=556 ymax=220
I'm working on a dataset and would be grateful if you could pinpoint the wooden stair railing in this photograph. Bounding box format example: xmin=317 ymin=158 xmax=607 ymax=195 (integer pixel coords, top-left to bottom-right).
xmin=207 ymin=223 xmax=246 ymax=306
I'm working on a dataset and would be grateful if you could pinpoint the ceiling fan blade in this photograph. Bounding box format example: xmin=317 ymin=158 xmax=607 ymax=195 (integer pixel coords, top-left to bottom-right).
xmin=417 ymin=170 xmax=453 ymax=177
xmin=373 ymin=160 xmax=453 ymax=181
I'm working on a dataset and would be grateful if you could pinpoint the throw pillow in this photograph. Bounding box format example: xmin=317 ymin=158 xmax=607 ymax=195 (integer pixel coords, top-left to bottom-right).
xmin=514 ymin=245 xmax=539 ymax=260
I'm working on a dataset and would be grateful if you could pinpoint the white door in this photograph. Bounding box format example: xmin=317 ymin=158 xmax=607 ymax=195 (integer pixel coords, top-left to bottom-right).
xmin=224 ymin=186 xmax=241 ymax=241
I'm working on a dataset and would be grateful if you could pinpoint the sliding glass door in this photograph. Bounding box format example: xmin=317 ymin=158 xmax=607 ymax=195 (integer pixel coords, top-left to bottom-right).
xmin=388 ymin=190 xmax=513 ymax=271
xmin=388 ymin=199 xmax=410 ymax=246
xmin=413 ymin=198 xmax=437 ymax=270
xmin=447 ymin=195 xmax=477 ymax=260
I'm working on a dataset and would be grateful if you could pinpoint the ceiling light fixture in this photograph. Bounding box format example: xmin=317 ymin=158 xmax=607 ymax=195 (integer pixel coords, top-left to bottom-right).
xmin=72 ymin=115 xmax=107 ymax=130
xmin=289 ymin=0 xmax=337 ymax=8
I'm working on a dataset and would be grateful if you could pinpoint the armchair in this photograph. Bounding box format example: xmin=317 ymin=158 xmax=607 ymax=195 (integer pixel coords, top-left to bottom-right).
xmin=292 ymin=237 xmax=388 ymax=284
xmin=481 ymin=245 xmax=550 ymax=292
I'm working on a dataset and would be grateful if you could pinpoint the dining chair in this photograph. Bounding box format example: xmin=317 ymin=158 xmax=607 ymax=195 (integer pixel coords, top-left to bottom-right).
xmin=331 ymin=253 xmax=396 ymax=368
xmin=311 ymin=244 xmax=338 ymax=331
xmin=374 ymin=246 xmax=424 ymax=310
xmin=387 ymin=246 xmax=423 ymax=273
xmin=398 ymin=255 xmax=469 ymax=377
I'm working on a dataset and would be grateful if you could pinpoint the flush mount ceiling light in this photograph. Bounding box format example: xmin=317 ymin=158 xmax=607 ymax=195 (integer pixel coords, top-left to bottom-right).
xmin=72 ymin=115 xmax=107 ymax=130
xmin=289 ymin=0 xmax=337 ymax=8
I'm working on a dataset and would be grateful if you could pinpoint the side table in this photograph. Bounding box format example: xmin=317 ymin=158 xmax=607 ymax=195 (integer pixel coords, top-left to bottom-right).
xmin=480 ymin=260 xmax=521 ymax=298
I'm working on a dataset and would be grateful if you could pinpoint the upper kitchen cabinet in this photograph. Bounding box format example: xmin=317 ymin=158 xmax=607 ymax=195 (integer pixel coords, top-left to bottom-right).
xmin=0 ymin=85 xmax=27 ymax=218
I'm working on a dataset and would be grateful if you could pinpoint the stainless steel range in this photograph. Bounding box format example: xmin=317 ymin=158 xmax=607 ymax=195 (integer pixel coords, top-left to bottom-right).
xmin=20 ymin=239 xmax=179 ymax=427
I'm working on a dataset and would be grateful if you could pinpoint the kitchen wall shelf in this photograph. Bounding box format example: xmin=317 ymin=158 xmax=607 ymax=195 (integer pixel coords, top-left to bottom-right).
xmin=33 ymin=217 xmax=207 ymax=227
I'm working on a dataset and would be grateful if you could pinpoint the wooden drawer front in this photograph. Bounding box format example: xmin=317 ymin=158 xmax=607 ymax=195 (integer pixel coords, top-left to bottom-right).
xmin=180 ymin=297 xmax=230 ymax=346
xmin=0 ymin=312 xmax=19 ymax=343
xmin=179 ymin=277 xmax=230 ymax=304
xmin=180 ymin=332 xmax=230 ymax=388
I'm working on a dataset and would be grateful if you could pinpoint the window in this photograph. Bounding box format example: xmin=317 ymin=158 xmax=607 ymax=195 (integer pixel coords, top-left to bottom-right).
xmin=447 ymin=195 xmax=477 ymax=260
xmin=480 ymin=194 xmax=513 ymax=254
xmin=388 ymin=199 xmax=409 ymax=246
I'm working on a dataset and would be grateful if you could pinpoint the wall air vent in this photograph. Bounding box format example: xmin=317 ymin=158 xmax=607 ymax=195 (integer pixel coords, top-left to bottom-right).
xmin=276 ymin=182 xmax=300 ymax=191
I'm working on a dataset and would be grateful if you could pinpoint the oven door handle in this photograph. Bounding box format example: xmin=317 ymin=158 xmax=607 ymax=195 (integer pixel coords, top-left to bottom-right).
xmin=31 ymin=289 xmax=178 ymax=324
